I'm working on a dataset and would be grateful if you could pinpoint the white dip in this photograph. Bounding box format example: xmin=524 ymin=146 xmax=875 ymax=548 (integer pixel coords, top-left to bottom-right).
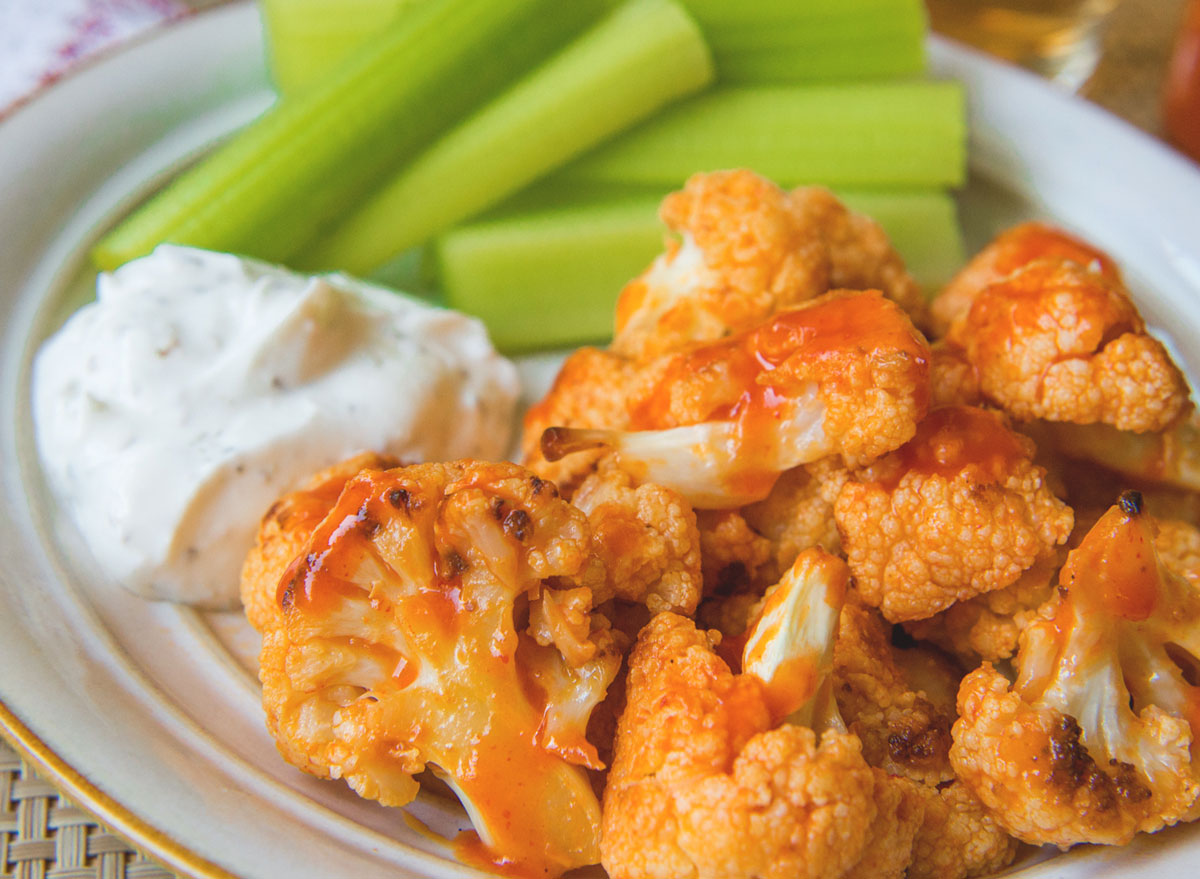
xmin=33 ymin=245 xmax=519 ymax=608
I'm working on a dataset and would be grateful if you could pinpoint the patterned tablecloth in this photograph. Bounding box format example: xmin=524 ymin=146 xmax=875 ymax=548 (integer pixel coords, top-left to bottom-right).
xmin=0 ymin=1 xmax=1193 ymax=878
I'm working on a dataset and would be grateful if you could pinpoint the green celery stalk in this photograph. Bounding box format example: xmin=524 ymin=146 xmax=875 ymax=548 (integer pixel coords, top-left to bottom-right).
xmin=301 ymin=0 xmax=714 ymax=275
xmin=435 ymin=186 xmax=963 ymax=352
xmin=555 ymin=82 xmax=967 ymax=190
xmin=435 ymin=195 xmax=660 ymax=352
xmin=259 ymin=0 xmax=420 ymax=95
xmin=93 ymin=0 xmax=610 ymax=271
xmin=679 ymin=0 xmax=927 ymax=82
xmin=261 ymin=0 xmax=926 ymax=93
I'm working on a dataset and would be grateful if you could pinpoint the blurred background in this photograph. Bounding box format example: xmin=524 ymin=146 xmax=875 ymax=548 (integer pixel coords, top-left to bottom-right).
xmin=0 ymin=0 xmax=1195 ymax=149
xmin=0 ymin=0 xmax=1190 ymax=154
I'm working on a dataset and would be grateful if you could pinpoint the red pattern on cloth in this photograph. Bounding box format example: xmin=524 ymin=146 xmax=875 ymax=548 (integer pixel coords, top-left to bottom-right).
xmin=0 ymin=0 xmax=188 ymax=117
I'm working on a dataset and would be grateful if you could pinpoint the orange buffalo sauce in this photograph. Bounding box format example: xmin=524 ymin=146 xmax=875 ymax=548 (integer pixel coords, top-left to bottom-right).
xmin=279 ymin=466 xmax=603 ymax=877
xmin=1061 ymin=494 xmax=1159 ymax=622
xmin=878 ymin=405 xmax=1028 ymax=491
xmin=448 ymin=702 xmax=598 ymax=879
xmin=983 ymin=222 xmax=1120 ymax=283
xmin=629 ymin=290 xmax=928 ymax=432
xmin=758 ymin=655 xmax=817 ymax=725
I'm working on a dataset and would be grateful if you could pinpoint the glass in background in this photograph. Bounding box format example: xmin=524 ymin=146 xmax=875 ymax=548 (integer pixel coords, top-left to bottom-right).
xmin=925 ymin=0 xmax=1121 ymax=90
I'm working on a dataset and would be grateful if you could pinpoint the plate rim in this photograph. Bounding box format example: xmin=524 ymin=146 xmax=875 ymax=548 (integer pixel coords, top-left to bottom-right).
xmin=3 ymin=5 xmax=1200 ymax=879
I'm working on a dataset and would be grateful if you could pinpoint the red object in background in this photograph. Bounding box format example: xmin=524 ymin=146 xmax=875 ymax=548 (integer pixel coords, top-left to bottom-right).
xmin=1165 ymin=0 xmax=1200 ymax=160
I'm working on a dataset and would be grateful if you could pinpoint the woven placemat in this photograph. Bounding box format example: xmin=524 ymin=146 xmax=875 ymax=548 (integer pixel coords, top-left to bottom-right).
xmin=1 ymin=738 xmax=178 ymax=879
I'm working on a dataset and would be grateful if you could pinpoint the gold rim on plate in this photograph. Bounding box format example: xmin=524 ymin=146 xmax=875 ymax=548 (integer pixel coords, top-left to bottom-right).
xmin=0 ymin=699 xmax=232 ymax=879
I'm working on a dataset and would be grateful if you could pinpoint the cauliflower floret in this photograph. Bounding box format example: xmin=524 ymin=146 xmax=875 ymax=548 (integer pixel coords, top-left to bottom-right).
xmin=794 ymin=185 xmax=926 ymax=329
xmin=241 ymin=451 xmax=398 ymax=633
xmin=601 ymin=550 xmax=923 ymax=879
xmin=521 ymin=346 xmax=644 ymax=494
xmin=611 ymin=170 xmax=923 ymax=361
xmin=930 ymin=221 xmax=1121 ymax=337
xmin=742 ymin=457 xmax=850 ymax=577
xmin=570 ymin=462 xmax=702 ymax=615
xmin=544 ymin=290 xmax=931 ymax=509
xmin=836 ymin=405 xmax=1073 ymax=622
xmin=903 ymin=552 xmax=1060 ymax=663
xmin=1156 ymin=517 xmax=1200 ymax=588
xmin=253 ymin=460 xmax=621 ymax=877
xmin=950 ymin=491 xmax=1200 ymax=847
xmin=929 ymin=340 xmax=981 ymax=408
xmin=833 ymin=598 xmax=1021 ymax=879
xmin=833 ymin=596 xmax=956 ymax=786
xmin=945 ymin=259 xmax=1188 ymax=432
xmin=691 ymin=509 xmax=776 ymax=641
xmin=907 ymin=781 xmax=1023 ymax=879
xmin=696 ymin=508 xmax=774 ymax=599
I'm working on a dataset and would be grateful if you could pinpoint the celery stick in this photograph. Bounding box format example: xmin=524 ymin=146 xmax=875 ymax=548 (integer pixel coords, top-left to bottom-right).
xmin=301 ymin=0 xmax=714 ymax=276
xmin=679 ymin=0 xmax=927 ymax=82
xmin=436 ymin=187 xmax=963 ymax=352
xmin=436 ymin=195 xmax=662 ymax=352
xmin=261 ymin=0 xmax=925 ymax=93
xmin=259 ymin=0 xmax=421 ymax=95
xmin=92 ymin=0 xmax=609 ymax=271
xmin=555 ymin=82 xmax=967 ymax=189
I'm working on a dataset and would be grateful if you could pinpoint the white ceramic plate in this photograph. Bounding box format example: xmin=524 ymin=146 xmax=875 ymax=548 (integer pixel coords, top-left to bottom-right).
xmin=3 ymin=4 xmax=1200 ymax=878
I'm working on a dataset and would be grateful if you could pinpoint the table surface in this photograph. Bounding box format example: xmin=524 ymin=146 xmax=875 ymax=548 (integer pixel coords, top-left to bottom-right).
xmin=0 ymin=1 xmax=1193 ymax=878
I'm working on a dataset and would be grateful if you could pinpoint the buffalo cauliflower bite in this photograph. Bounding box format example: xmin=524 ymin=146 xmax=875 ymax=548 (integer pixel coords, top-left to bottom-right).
xmin=951 ymin=491 xmax=1200 ymax=847
xmin=929 ymin=340 xmax=982 ymax=408
xmin=742 ymin=457 xmax=850 ymax=576
xmin=836 ymin=405 xmax=1073 ymax=622
xmin=570 ymin=461 xmax=703 ymax=615
xmin=930 ymin=221 xmax=1121 ymax=336
xmin=255 ymin=460 xmax=621 ymax=877
xmin=241 ymin=451 xmax=399 ymax=633
xmin=833 ymin=598 xmax=1021 ymax=879
xmin=906 ymin=781 xmax=1022 ymax=879
xmin=903 ymin=552 xmax=1061 ymax=664
xmin=833 ymin=596 xmax=956 ymax=786
xmin=601 ymin=550 xmax=923 ymax=879
xmin=945 ymin=259 xmax=1188 ymax=432
xmin=691 ymin=509 xmax=776 ymax=640
xmin=610 ymin=170 xmax=923 ymax=361
xmin=544 ymin=290 xmax=931 ymax=509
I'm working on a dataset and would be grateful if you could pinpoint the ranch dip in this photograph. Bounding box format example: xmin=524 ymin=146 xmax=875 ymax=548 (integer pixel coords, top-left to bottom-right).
xmin=33 ymin=245 xmax=519 ymax=608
